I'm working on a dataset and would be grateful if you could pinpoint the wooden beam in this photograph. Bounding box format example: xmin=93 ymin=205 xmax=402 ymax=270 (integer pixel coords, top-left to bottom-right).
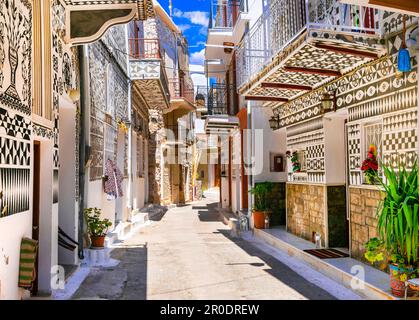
xmin=245 ymin=96 xmax=289 ymax=102
xmin=314 ymin=43 xmax=379 ymax=59
xmin=283 ymin=66 xmax=342 ymax=77
xmin=369 ymin=0 xmax=419 ymax=14
xmin=261 ymin=82 xmax=312 ymax=91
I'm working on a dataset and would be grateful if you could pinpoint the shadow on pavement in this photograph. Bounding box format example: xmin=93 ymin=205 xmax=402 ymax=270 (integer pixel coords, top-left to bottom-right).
xmin=72 ymin=245 xmax=148 ymax=300
xmin=217 ymin=229 xmax=338 ymax=300
xmin=196 ymin=202 xmax=221 ymax=222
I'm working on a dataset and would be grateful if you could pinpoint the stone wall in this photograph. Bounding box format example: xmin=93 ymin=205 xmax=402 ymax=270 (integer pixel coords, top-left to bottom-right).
xmin=286 ymin=183 xmax=326 ymax=247
xmin=257 ymin=182 xmax=286 ymax=226
xmin=349 ymin=186 xmax=383 ymax=261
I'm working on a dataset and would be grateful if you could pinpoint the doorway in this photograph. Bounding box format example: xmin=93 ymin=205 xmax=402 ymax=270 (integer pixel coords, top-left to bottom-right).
xmin=31 ymin=140 xmax=41 ymax=296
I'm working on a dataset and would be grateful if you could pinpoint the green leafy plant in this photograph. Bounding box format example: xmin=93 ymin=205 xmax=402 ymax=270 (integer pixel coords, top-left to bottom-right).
xmin=249 ymin=182 xmax=273 ymax=212
xmin=364 ymin=237 xmax=386 ymax=269
xmin=84 ymin=207 xmax=112 ymax=237
xmin=376 ymin=161 xmax=419 ymax=266
xmin=286 ymin=151 xmax=301 ymax=173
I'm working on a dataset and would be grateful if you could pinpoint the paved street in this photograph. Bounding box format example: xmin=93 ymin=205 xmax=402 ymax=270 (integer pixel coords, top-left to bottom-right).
xmin=72 ymin=196 xmax=355 ymax=300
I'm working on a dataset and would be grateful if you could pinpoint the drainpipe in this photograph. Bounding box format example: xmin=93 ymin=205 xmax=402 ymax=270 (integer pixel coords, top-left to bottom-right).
xmin=247 ymin=100 xmax=253 ymax=224
xmin=77 ymin=45 xmax=90 ymax=260
xmin=126 ymin=24 xmax=134 ymax=217
xmin=127 ymin=78 xmax=133 ymax=216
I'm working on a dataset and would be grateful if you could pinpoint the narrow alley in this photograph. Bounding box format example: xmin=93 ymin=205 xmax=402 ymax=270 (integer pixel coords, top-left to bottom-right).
xmin=71 ymin=192 xmax=359 ymax=300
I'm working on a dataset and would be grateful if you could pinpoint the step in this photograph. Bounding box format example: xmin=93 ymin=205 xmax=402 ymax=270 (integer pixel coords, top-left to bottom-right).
xmin=253 ymin=228 xmax=395 ymax=300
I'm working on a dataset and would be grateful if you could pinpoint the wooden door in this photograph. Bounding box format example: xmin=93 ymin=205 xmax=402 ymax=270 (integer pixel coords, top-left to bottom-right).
xmin=31 ymin=141 xmax=41 ymax=296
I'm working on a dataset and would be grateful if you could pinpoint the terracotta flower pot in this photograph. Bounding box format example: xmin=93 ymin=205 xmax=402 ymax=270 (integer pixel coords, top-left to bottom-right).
xmin=90 ymin=235 xmax=106 ymax=248
xmin=253 ymin=211 xmax=265 ymax=229
xmin=389 ymin=264 xmax=415 ymax=298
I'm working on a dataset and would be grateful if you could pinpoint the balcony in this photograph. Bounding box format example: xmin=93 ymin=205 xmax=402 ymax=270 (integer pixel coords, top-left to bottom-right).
xmin=167 ymin=77 xmax=196 ymax=112
xmin=206 ymin=0 xmax=250 ymax=73
xmin=236 ymin=0 xmax=386 ymax=104
xmin=129 ymin=37 xmax=170 ymax=110
xmin=205 ymin=83 xmax=239 ymax=134
xmin=208 ymin=83 xmax=235 ymax=115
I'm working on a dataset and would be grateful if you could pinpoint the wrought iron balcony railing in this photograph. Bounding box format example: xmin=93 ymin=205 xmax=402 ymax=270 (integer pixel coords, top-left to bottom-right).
xmin=209 ymin=0 xmax=248 ymax=29
xmin=208 ymin=83 xmax=235 ymax=116
xmin=168 ymin=77 xmax=195 ymax=104
xmin=236 ymin=0 xmax=381 ymax=88
xmin=128 ymin=38 xmax=162 ymax=60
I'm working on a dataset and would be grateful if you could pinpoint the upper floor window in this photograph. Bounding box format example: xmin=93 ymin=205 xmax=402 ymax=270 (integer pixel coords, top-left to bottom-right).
xmin=362 ymin=121 xmax=382 ymax=183
xmin=105 ymin=64 xmax=115 ymax=115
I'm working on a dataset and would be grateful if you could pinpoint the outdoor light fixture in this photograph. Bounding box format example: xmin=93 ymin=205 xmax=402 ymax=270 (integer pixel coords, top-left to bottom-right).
xmin=69 ymin=88 xmax=81 ymax=103
xmin=397 ymin=15 xmax=412 ymax=73
xmin=321 ymin=91 xmax=337 ymax=113
xmin=269 ymin=115 xmax=280 ymax=130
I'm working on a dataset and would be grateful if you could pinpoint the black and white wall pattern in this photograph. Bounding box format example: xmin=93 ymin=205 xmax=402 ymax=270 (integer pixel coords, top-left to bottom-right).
xmin=0 ymin=0 xmax=32 ymax=217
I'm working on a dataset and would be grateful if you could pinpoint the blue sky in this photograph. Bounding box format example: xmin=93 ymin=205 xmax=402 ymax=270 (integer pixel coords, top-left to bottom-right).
xmin=158 ymin=0 xmax=210 ymax=66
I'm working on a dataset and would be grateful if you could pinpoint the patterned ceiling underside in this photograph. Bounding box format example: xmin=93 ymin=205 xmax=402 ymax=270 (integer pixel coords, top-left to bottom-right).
xmin=245 ymin=39 xmax=385 ymax=102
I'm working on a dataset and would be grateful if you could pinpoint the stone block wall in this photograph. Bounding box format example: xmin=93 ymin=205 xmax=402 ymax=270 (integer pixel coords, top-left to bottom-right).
xmin=257 ymin=182 xmax=286 ymax=226
xmin=349 ymin=186 xmax=384 ymax=261
xmin=286 ymin=183 xmax=326 ymax=247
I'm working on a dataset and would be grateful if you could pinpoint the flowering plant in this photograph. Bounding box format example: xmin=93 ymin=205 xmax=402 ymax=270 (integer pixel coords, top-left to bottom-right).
xmin=287 ymin=151 xmax=301 ymax=173
xmin=361 ymin=145 xmax=379 ymax=184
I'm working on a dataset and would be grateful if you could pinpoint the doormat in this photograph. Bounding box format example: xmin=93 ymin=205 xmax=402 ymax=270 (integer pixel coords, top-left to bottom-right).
xmin=303 ymin=248 xmax=349 ymax=259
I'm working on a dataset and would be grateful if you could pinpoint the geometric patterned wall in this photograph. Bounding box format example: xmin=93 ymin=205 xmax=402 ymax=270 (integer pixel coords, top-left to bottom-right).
xmin=284 ymin=13 xmax=418 ymax=187
xmin=344 ymin=19 xmax=418 ymax=185
xmin=88 ymin=30 xmax=129 ymax=181
xmin=286 ymin=117 xmax=325 ymax=183
xmin=0 ymin=0 xmax=32 ymax=217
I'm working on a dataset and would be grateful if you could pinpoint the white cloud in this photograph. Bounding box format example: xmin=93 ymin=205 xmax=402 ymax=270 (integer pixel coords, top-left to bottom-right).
xmin=189 ymin=49 xmax=205 ymax=65
xmin=178 ymin=24 xmax=191 ymax=32
xmin=173 ymin=8 xmax=183 ymax=18
xmin=173 ymin=8 xmax=209 ymax=27
xmin=189 ymin=64 xmax=205 ymax=73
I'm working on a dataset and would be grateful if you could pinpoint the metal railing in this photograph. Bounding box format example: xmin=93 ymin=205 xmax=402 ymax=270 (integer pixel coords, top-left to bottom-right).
xmin=168 ymin=77 xmax=195 ymax=104
xmin=128 ymin=38 xmax=162 ymax=60
xmin=208 ymin=83 xmax=235 ymax=115
xmin=236 ymin=0 xmax=381 ymax=88
xmin=209 ymin=0 xmax=249 ymax=29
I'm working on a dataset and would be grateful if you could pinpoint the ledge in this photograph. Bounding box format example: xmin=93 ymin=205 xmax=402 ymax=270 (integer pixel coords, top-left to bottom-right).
xmin=349 ymin=184 xmax=384 ymax=192
xmin=286 ymin=182 xmax=345 ymax=187
xmin=253 ymin=227 xmax=396 ymax=300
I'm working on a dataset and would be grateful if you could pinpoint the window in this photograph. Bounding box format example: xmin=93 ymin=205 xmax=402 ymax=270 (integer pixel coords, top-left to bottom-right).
xmin=137 ymin=135 xmax=144 ymax=177
xmin=103 ymin=121 xmax=116 ymax=174
xmin=105 ymin=64 xmax=115 ymax=115
xmin=297 ymin=150 xmax=307 ymax=172
xmin=363 ymin=122 xmax=382 ymax=177
xmin=270 ymin=152 xmax=284 ymax=172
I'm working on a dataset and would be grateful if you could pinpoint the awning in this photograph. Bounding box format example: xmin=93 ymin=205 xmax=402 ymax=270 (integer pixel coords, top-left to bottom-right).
xmin=63 ymin=0 xmax=155 ymax=45
xmin=339 ymin=0 xmax=419 ymax=16
xmin=205 ymin=115 xmax=240 ymax=134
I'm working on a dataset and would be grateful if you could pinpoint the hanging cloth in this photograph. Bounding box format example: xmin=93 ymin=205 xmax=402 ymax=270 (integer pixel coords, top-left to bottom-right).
xmin=104 ymin=159 xmax=124 ymax=199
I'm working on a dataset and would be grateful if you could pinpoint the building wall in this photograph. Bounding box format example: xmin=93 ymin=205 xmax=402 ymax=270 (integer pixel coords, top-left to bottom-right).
xmin=286 ymin=183 xmax=326 ymax=247
xmin=0 ymin=0 xmax=82 ymax=298
xmin=253 ymin=106 xmax=287 ymax=183
xmin=86 ymin=26 xmax=129 ymax=228
xmin=349 ymin=186 xmax=382 ymax=261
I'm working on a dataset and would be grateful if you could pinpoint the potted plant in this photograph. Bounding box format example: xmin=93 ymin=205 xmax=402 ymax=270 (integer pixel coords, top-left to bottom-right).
xmin=361 ymin=145 xmax=379 ymax=184
xmin=286 ymin=151 xmax=301 ymax=173
xmin=364 ymin=162 xmax=419 ymax=297
xmin=84 ymin=207 xmax=112 ymax=248
xmin=249 ymin=182 xmax=273 ymax=229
